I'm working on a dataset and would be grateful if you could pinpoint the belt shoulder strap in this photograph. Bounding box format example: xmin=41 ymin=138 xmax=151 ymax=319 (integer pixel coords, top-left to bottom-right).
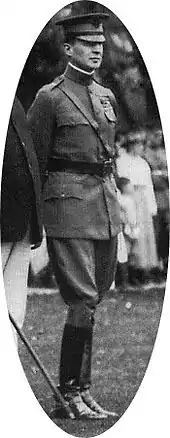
xmin=59 ymin=84 xmax=112 ymax=156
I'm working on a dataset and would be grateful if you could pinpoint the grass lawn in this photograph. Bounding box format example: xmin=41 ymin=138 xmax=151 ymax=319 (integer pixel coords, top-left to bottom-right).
xmin=19 ymin=288 xmax=164 ymax=437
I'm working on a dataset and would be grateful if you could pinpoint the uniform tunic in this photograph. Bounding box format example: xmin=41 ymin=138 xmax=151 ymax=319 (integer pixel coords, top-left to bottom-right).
xmin=27 ymin=63 xmax=121 ymax=240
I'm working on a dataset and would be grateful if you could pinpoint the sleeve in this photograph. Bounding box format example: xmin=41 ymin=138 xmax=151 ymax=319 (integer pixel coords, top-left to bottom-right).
xmin=27 ymin=87 xmax=55 ymax=185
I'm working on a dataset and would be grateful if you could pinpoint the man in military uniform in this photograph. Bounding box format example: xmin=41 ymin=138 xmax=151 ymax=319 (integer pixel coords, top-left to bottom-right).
xmin=27 ymin=9 xmax=121 ymax=419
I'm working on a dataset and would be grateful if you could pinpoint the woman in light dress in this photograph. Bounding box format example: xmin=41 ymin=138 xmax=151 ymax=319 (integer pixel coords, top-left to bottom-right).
xmin=115 ymin=176 xmax=140 ymax=290
xmin=116 ymin=131 xmax=159 ymax=284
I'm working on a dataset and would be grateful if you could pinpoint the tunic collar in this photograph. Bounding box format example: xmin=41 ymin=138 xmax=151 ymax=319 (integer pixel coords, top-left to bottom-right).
xmin=64 ymin=62 xmax=94 ymax=86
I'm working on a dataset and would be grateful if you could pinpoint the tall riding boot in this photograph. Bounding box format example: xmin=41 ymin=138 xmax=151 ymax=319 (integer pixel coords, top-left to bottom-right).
xmin=59 ymin=318 xmax=107 ymax=418
xmin=79 ymin=317 xmax=118 ymax=419
xmin=59 ymin=304 xmax=95 ymax=393
xmin=59 ymin=323 xmax=86 ymax=395
xmin=79 ymin=314 xmax=94 ymax=391
xmin=58 ymin=305 xmax=114 ymax=419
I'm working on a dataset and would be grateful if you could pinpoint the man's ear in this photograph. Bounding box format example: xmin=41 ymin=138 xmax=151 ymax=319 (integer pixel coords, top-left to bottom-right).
xmin=64 ymin=43 xmax=73 ymax=58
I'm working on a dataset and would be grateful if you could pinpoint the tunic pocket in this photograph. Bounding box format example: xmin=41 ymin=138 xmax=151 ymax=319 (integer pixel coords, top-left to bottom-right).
xmin=44 ymin=183 xmax=84 ymax=201
xmin=56 ymin=101 xmax=89 ymax=127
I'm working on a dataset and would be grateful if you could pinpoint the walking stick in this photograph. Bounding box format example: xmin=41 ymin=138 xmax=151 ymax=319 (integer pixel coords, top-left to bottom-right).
xmin=9 ymin=312 xmax=75 ymax=419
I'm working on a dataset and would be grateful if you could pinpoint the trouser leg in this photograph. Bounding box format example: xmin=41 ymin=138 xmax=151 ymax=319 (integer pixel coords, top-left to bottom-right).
xmin=47 ymin=237 xmax=98 ymax=307
xmin=47 ymin=237 xmax=117 ymax=394
xmin=95 ymin=237 xmax=118 ymax=301
xmin=47 ymin=236 xmax=118 ymax=306
xmin=1 ymin=233 xmax=31 ymax=346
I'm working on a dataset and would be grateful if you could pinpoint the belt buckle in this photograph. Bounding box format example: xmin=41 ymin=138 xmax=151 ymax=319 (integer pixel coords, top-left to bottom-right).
xmin=103 ymin=159 xmax=112 ymax=178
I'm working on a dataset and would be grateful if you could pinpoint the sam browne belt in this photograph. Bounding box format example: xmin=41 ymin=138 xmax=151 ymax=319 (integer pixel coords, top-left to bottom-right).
xmin=47 ymin=158 xmax=114 ymax=178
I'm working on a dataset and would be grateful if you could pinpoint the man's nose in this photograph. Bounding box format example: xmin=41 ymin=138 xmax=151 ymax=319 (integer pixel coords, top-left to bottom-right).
xmin=92 ymin=44 xmax=103 ymax=53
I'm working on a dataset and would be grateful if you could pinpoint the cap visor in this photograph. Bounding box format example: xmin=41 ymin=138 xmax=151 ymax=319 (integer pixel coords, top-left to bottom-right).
xmin=76 ymin=35 xmax=105 ymax=43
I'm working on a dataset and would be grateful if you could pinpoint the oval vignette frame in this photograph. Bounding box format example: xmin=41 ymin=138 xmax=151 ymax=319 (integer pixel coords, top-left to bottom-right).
xmin=0 ymin=2 xmax=169 ymax=438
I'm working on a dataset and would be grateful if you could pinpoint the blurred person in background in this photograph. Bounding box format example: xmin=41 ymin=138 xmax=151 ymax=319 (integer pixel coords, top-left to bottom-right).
xmin=144 ymin=129 xmax=169 ymax=280
xmin=116 ymin=131 xmax=159 ymax=285
xmin=115 ymin=177 xmax=140 ymax=290
xmin=1 ymin=96 xmax=43 ymax=346
xmin=144 ymin=129 xmax=167 ymax=172
xmin=153 ymin=173 xmax=169 ymax=278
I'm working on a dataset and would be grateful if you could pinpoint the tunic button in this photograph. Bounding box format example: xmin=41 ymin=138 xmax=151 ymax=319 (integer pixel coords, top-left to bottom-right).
xmin=22 ymin=141 xmax=25 ymax=147
xmin=61 ymin=193 xmax=65 ymax=198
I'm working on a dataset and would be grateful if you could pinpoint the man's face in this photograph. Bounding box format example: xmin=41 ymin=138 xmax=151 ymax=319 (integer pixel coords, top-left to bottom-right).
xmin=64 ymin=39 xmax=104 ymax=72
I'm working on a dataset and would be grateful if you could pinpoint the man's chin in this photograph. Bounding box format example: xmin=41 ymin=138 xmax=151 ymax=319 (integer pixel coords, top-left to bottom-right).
xmin=90 ymin=61 xmax=101 ymax=70
xmin=80 ymin=64 xmax=95 ymax=73
xmin=72 ymin=60 xmax=100 ymax=72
